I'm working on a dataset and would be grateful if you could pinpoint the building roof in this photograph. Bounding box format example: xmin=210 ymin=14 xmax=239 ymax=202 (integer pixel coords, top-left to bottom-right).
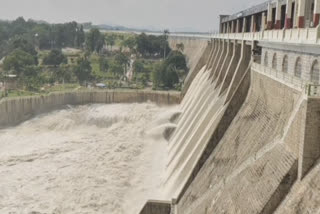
xmin=221 ymin=0 xmax=272 ymax=23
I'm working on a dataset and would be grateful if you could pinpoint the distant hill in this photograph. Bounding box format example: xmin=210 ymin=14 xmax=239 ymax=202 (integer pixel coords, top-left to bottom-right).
xmin=84 ymin=24 xmax=211 ymax=35
xmin=83 ymin=23 xmax=162 ymax=33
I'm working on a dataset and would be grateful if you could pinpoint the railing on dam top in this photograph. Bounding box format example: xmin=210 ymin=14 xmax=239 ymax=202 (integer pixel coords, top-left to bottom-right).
xmin=214 ymin=26 xmax=320 ymax=44
xmin=252 ymin=63 xmax=308 ymax=90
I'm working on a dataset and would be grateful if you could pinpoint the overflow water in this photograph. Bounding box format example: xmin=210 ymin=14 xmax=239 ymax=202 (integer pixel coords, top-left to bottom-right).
xmin=0 ymin=103 xmax=177 ymax=214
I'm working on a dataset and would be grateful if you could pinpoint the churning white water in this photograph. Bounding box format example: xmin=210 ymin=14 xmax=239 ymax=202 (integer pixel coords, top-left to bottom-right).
xmin=0 ymin=103 xmax=176 ymax=214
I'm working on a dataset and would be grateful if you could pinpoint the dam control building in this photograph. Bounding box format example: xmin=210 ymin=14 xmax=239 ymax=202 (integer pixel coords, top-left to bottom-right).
xmin=139 ymin=0 xmax=320 ymax=213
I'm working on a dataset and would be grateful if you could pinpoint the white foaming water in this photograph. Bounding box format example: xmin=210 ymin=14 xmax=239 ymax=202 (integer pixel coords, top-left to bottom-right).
xmin=0 ymin=103 xmax=177 ymax=214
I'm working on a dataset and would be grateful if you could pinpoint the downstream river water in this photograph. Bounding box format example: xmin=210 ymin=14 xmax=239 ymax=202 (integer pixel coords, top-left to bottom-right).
xmin=0 ymin=103 xmax=176 ymax=214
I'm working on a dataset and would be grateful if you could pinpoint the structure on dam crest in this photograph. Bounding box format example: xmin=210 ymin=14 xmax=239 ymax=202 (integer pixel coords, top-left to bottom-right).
xmin=140 ymin=0 xmax=320 ymax=213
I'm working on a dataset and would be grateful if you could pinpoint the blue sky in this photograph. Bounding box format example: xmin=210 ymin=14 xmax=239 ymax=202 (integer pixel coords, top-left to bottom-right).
xmin=0 ymin=0 xmax=266 ymax=31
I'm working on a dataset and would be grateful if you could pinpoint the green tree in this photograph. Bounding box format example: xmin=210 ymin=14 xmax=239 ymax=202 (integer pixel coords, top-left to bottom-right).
xmin=55 ymin=64 xmax=74 ymax=83
xmin=151 ymin=62 xmax=163 ymax=89
xmin=9 ymin=37 xmax=37 ymax=56
xmin=11 ymin=17 xmax=28 ymax=36
xmin=85 ymin=28 xmax=105 ymax=53
xmin=109 ymin=60 xmax=124 ymax=76
xmin=74 ymin=57 xmax=92 ymax=85
xmin=105 ymin=34 xmax=116 ymax=51
xmin=176 ymin=43 xmax=184 ymax=52
xmin=122 ymin=36 xmax=136 ymax=53
xmin=21 ymin=65 xmax=43 ymax=91
xmin=164 ymin=64 xmax=179 ymax=88
xmin=136 ymin=33 xmax=149 ymax=57
xmin=151 ymin=50 xmax=187 ymax=90
xmin=43 ymin=49 xmax=67 ymax=67
xmin=140 ymin=73 xmax=149 ymax=87
xmin=114 ymin=52 xmax=130 ymax=75
xmin=136 ymin=33 xmax=171 ymax=58
xmin=3 ymin=49 xmax=37 ymax=75
xmin=162 ymin=29 xmax=170 ymax=59
xmin=0 ymin=25 xmax=8 ymax=42
xmin=99 ymin=57 xmax=109 ymax=72
xmin=31 ymin=25 xmax=51 ymax=49
xmin=76 ymin=25 xmax=85 ymax=48
xmin=165 ymin=50 xmax=187 ymax=71
xmin=133 ymin=60 xmax=145 ymax=73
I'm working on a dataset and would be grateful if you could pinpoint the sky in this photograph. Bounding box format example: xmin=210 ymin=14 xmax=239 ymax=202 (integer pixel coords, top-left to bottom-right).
xmin=0 ymin=0 xmax=266 ymax=32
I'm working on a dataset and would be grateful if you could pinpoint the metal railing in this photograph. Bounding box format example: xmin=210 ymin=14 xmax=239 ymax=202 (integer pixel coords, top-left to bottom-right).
xmin=213 ymin=26 xmax=320 ymax=44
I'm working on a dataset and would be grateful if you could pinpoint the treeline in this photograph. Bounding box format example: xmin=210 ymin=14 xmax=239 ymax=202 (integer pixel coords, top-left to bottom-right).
xmin=0 ymin=18 xmax=188 ymax=92
xmin=136 ymin=33 xmax=171 ymax=58
xmin=84 ymin=29 xmax=186 ymax=90
xmin=0 ymin=17 xmax=85 ymax=58
xmin=85 ymin=29 xmax=171 ymax=58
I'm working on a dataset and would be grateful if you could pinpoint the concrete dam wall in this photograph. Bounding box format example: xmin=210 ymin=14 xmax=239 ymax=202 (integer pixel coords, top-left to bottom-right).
xmin=140 ymin=34 xmax=320 ymax=213
xmin=0 ymin=90 xmax=180 ymax=128
xmin=168 ymin=37 xmax=210 ymax=97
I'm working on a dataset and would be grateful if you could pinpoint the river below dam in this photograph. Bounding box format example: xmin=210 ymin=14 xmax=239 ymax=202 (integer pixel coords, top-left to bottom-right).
xmin=0 ymin=103 xmax=176 ymax=214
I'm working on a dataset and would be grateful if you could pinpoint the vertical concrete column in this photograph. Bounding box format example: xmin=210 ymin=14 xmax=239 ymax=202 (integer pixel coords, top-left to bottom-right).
xmin=275 ymin=1 xmax=282 ymax=29
xmin=251 ymin=15 xmax=255 ymax=32
xmin=224 ymin=41 xmax=252 ymax=103
xmin=297 ymin=0 xmax=306 ymax=28
xmin=215 ymin=40 xmax=234 ymax=88
xmin=267 ymin=2 xmax=273 ymax=29
xmin=207 ymin=39 xmax=218 ymax=69
xmin=236 ymin=19 xmax=240 ymax=33
xmin=242 ymin=17 xmax=247 ymax=33
xmin=231 ymin=21 xmax=235 ymax=33
xmin=293 ymin=1 xmax=298 ymax=27
xmin=203 ymin=40 xmax=213 ymax=71
xmin=314 ymin=0 xmax=320 ymax=26
xmin=208 ymin=39 xmax=221 ymax=76
xmin=262 ymin=12 xmax=266 ymax=30
xmin=285 ymin=0 xmax=293 ymax=29
xmin=211 ymin=40 xmax=227 ymax=81
xmin=298 ymin=98 xmax=320 ymax=180
xmin=206 ymin=40 xmax=218 ymax=71
xmin=219 ymin=41 xmax=241 ymax=96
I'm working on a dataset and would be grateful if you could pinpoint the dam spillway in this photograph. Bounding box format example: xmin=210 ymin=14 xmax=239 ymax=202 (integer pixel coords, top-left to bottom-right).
xmin=141 ymin=0 xmax=320 ymax=212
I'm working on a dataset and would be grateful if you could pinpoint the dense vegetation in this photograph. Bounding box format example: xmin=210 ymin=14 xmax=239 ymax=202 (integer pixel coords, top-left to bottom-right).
xmin=0 ymin=17 xmax=188 ymax=97
xmin=0 ymin=17 xmax=85 ymax=58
